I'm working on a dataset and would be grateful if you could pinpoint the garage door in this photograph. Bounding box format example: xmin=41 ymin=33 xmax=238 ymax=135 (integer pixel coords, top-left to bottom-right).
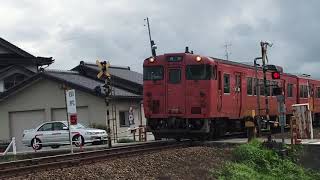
xmin=51 ymin=106 xmax=89 ymax=126
xmin=9 ymin=110 xmax=45 ymax=151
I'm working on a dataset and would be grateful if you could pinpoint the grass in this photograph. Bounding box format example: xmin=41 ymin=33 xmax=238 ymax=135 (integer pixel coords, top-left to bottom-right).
xmin=214 ymin=139 xmax=320 ymax=180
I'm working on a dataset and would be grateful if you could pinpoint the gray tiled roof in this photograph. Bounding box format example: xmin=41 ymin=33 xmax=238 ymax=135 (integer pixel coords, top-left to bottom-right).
xmin=85 ymin=63 xmax=143 ymax=85
xmin=44 ymin=70 xmax=140 ymax=97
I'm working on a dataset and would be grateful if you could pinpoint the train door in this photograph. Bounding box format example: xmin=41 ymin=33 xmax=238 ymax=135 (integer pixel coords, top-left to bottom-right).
xmin=234 ymin=73 xmax=242 ymax=117
xmin=166 ymin=68 xmax=185 ymax=114
xmin=309 ymin=83 xmax=315 ymax=111
xmin=217 ymin=70 xmax=222 ymax=112
xmin=222 ymin=72 xmax=233 ymax=115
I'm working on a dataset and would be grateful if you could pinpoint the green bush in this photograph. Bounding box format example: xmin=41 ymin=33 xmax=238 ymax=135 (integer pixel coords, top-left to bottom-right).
xmin=216 ymin=139 xmax=320 ymax=180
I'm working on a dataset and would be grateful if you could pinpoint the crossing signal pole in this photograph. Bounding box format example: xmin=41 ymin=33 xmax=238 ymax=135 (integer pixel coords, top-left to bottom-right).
xmin=144 ymin=17 xmax=157 ymax=57
xmin=96 ymin=60 xmax=112 ymax=148
xmin=260 ymin=41 xmax=273 ymax=139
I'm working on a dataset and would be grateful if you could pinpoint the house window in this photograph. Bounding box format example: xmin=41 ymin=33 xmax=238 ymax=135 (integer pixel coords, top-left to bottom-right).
xmin=119 ymin=111 xmax=129 ymax=127
xmin=223 ymin=74 xmax=230 ymax=94
xmin=4 ymin=73 xmax=26 ymax=90
xmin=247 ymin=77 xmax=253 ymax=95
xmin=287 ymin=84 xmax=293 ymax=97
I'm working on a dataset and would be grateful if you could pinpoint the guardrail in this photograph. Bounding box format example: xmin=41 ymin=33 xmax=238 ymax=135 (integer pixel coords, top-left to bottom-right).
xmin=0 ymin=137 xmax=16 ymax=156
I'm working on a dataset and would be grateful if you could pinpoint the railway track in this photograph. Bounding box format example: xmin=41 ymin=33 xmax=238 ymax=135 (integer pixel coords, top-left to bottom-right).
xmin=0 ymin=140 xmax=190 ymax=179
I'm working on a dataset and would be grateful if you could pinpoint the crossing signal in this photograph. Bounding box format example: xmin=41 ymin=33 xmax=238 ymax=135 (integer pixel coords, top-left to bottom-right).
xmin=96 ymin=60 xmax=110 ymax=79
xmin=272 ymin=72 xmax=280 ymax=79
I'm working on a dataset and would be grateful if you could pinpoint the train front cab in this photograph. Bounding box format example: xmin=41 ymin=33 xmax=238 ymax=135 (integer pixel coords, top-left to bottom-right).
xmin=143 ymin=53 xmax=217 ymax=140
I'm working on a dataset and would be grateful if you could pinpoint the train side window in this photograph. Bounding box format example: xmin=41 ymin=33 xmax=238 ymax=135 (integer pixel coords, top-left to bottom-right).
xmin=266 ymin=80 xmax=271 ymax=96
xmin=287 ymin=84 xmax=293 ymax=97
xmin=212 ymin=65 xmax=217 ymax=80
xmin=316 ymin=87 xmax=320 ymax=98
xmin=169 ymin=69 xmax=181 ymax=84
xmin=247 ymin=77 xmax=253 ymax=95
xmin=218 ymin=71 xmax=222 ymax=90
xmin=235 ymin=75 xmax=241 ymax=90
xmin=304 ymin=85 xmax=308 ymax=98
xmin=259 ymin=79 xmax=264 ymax=96
xmin=300 ymin=85 xmax=308 ymax=98
xmin=299 ymin=85 xmax=303 ymax=98
xmin=224 ymin=74 xmax=230 ymax=94
xmin=271 ymin=81 xmax=279 ymax=96
xmin=253 ymin=78 xmax=258 ymax=95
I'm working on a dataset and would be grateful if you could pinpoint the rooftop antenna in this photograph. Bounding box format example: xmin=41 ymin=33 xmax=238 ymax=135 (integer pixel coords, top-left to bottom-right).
xmin=144 ymin=17 xmax=157 ymax=57
xmin=224 ymin=42 xmax=232 ymax=60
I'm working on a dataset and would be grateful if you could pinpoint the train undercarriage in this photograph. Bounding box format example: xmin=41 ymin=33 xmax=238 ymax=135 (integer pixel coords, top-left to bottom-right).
xmin=147 ymin=114 xmax=320 ymax=140
xmin=147 ymin=118 xmax=246 ymax=140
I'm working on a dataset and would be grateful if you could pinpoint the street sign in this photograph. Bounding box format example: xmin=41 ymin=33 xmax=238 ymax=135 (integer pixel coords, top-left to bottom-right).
xmin=70 ymin=114 xmax=78 ymax=125
xmin=64 ymin=89 xmax=77 ymax=153
xmin=66 ymin=89 xmax=77 ymax=114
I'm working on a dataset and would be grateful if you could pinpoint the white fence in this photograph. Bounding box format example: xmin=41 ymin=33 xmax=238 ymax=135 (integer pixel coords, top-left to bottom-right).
xmin=0 ymin=137 xmax=16 ymax=156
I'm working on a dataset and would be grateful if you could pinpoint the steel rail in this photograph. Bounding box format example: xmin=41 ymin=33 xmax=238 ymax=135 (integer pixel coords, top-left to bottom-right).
xmin=0 ymin=141 xmax=189 ymax=179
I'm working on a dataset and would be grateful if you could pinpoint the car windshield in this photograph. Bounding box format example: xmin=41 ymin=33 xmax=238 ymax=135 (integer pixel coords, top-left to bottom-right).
xmin=70 ymin=123 xmax=86 ymax=129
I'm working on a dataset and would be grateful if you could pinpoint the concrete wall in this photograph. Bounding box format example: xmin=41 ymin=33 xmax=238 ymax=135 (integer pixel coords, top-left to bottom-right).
xmin=0 ymin=78 xmax=146 ymax=141
xmin=299 ymin=144 xmax=320 ymax=170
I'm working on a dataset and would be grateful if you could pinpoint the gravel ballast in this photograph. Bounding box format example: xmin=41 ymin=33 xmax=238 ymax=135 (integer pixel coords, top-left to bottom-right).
xmin=10 ymin=146 xmax=232 ymax=180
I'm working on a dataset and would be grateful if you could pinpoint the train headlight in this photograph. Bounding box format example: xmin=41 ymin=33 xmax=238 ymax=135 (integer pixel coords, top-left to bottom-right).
xmin=196 ymin=56 xmax=202 ymax=62
xmin=149 ymin=57 xmax=155 ymax=63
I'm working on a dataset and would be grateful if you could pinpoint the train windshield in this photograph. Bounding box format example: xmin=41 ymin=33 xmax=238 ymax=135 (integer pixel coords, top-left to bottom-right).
xmin=143 ymin=66 xmax=164 ymax=80
xmin=186 ymin=64 xmax=212 ymax=80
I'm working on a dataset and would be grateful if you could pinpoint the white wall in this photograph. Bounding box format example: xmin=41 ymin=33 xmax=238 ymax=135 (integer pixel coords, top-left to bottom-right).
xmin=0 ymin=80 xmax=4 ymax=92
xmin=0 ymin=78 xmax=146 ymax=141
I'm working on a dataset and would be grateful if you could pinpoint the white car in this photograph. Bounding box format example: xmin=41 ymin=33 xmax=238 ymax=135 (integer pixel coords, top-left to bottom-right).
xmin=22 ymin=121 xmax=108 ymax=150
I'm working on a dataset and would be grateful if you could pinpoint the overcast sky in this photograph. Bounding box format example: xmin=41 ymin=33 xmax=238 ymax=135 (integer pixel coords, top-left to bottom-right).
xmin=1 ymin=0 xmax=319 ymax=77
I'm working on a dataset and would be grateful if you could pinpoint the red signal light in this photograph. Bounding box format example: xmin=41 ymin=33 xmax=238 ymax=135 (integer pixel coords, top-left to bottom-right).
xmin=272 ymin=72 xmax=280 ymax=79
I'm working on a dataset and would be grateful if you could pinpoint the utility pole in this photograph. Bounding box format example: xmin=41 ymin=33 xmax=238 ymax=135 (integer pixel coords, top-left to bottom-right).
xmin=260 ymin=41 xmax=273 ymax=138
xmin=254 ymin=57 xmax=262 ymax=137
xmin=144 ymin=17 xmax=157 ymax=57
xmin=224 ymin=43 xmax=232 ymax=60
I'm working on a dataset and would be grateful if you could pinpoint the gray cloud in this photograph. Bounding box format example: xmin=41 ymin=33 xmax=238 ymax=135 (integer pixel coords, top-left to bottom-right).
xmin=1 ymin=0 xmax=320 ymax=78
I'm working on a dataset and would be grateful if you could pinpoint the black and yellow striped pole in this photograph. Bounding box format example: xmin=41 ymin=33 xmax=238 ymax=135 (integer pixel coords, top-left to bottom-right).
xmin=96 ymin=60 xmax=112 ymax=148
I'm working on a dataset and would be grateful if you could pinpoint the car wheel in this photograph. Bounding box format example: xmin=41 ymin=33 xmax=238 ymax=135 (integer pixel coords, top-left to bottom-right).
xmin=31 ymin=138 xmax=42 ymax=150
xmin=50 ymin=145 xmax=60 ymax=149
xmin=73 ymin=135 xmax=84 ymax=147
